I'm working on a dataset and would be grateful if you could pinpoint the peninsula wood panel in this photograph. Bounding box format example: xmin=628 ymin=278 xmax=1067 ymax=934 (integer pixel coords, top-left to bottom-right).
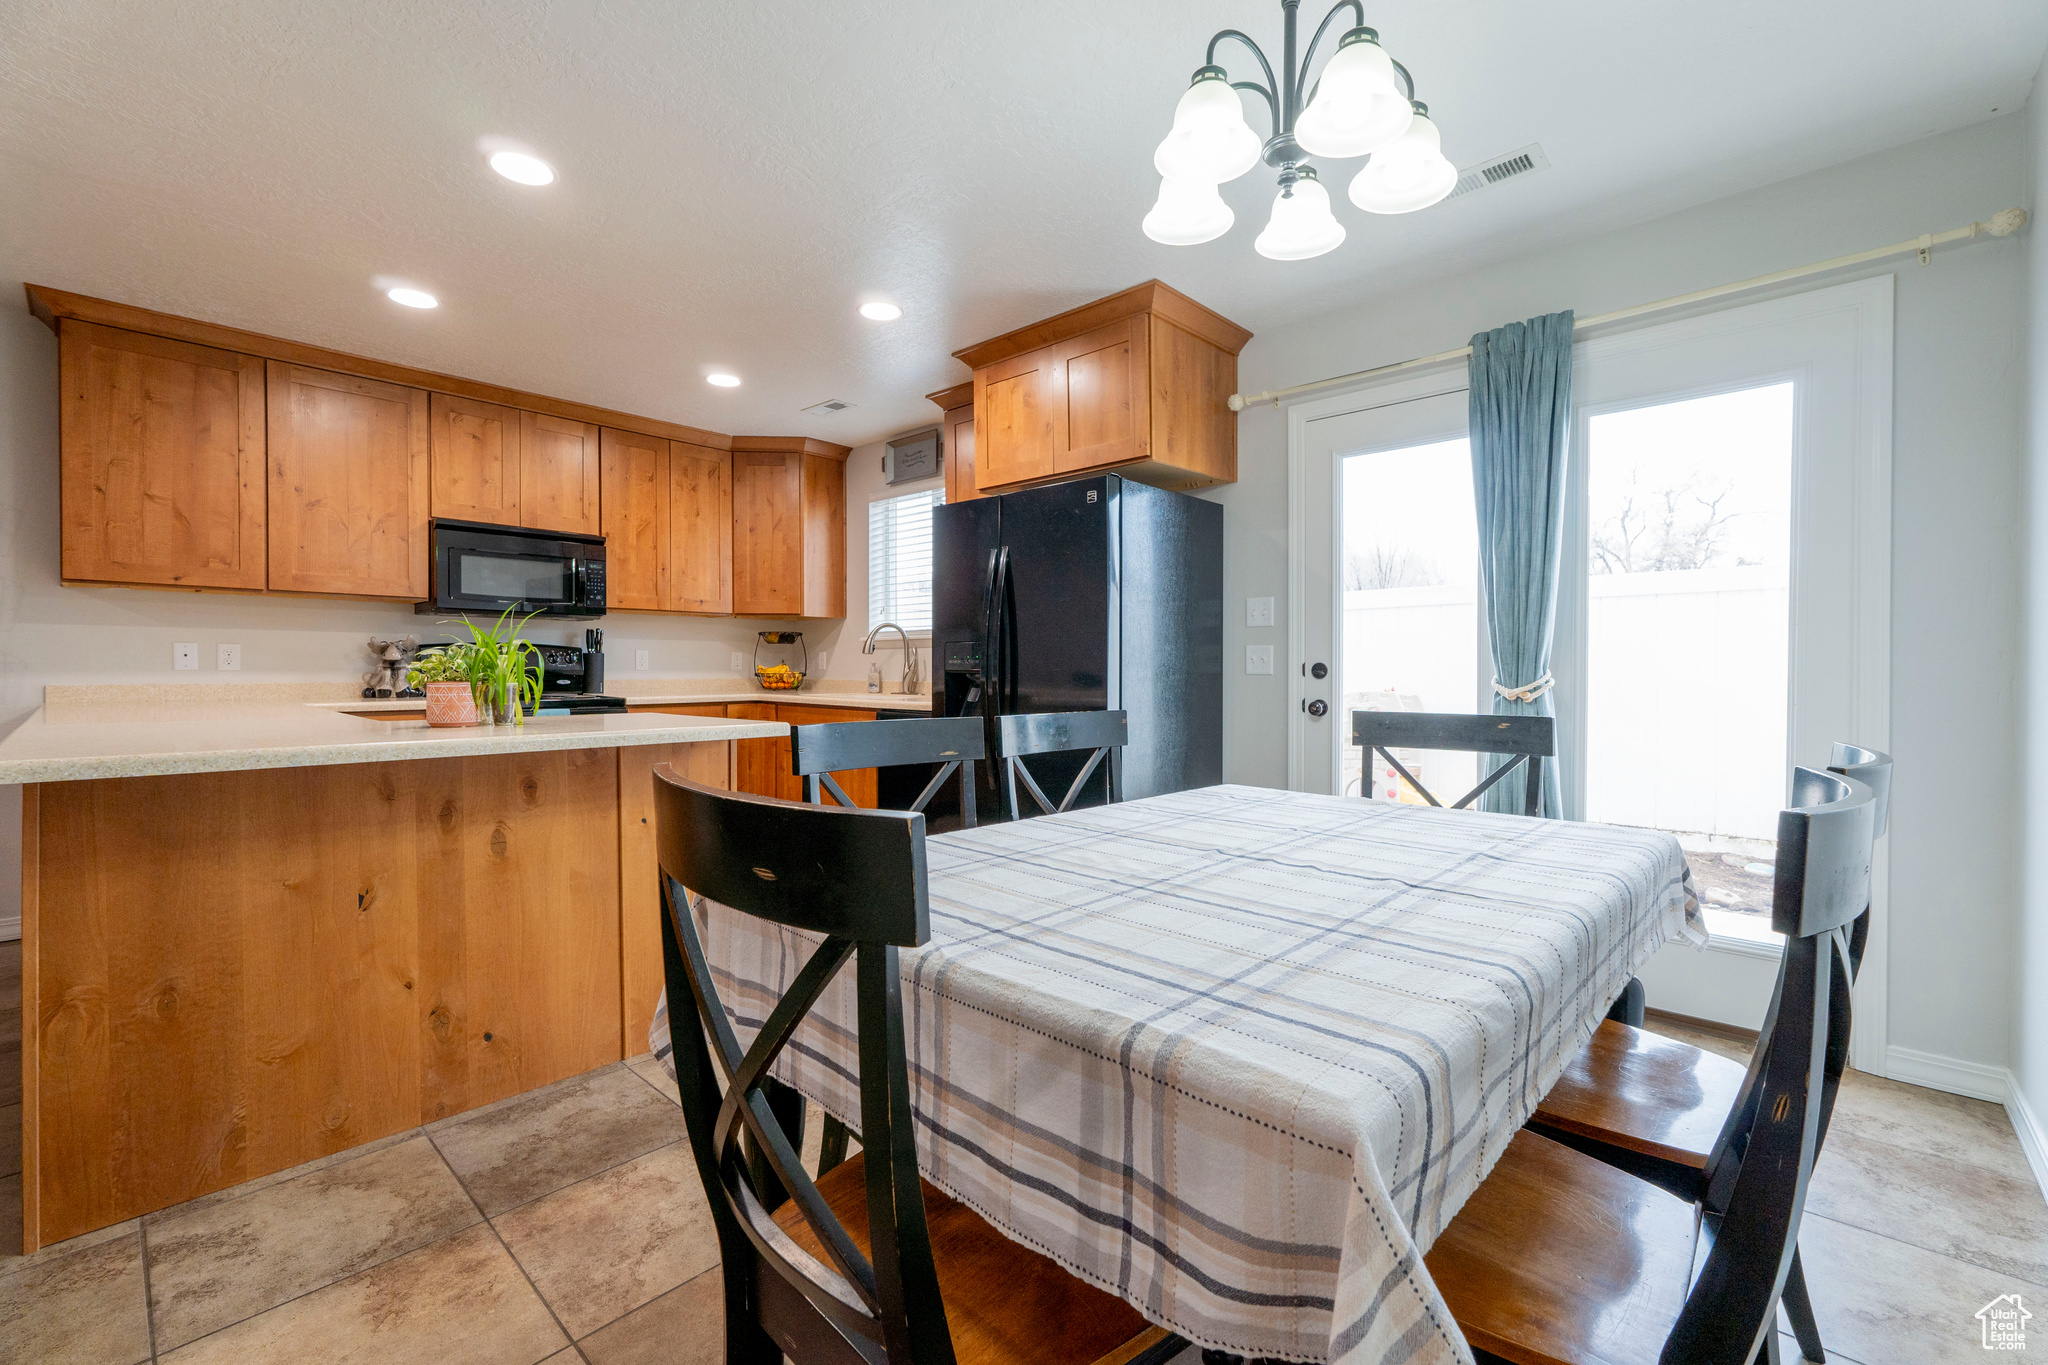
xmin=618 ymin=736 xmax=732 ymax=1054
xmin=429 ymin=393 xmax=522 ymax=527
xmin=599 ymin=427 xmax=670 ymax=611
xmin=59 ymin=320 xmax=266 ymax=590
xmin=670 ymin=442 xmax=733 ymax=614
xmin=519 ymin=410 xmax=601 ymax=536
xmin=732 ymin=449 xmax=804 ymax=615
xmin=266 ymin=362 xmax=430 ymax=599
xmin=20 ymin=748 xmax=644 ymax=1247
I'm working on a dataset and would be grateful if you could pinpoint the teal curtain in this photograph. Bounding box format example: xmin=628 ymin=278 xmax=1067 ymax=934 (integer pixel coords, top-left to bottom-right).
xmin=1468 ymin=311 xmax=1573 ymax=817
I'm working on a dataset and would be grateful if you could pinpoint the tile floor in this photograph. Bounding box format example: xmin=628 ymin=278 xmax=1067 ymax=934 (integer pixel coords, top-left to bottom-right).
xmin=0 ymin=941 xmax=2041 ymax=1364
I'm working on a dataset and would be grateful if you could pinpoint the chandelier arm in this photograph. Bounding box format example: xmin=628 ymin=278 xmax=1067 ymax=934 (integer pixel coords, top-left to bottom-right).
xmin=1230 ymin=79 xmax=1280 ymax=130
xmin=1390 ymin=57 xmax=1415 ymax=101
xmin=1297 ymin=0 xmax=1367 ymax=91
xmin=1204 ymin=28 xmax=1280 ymax=105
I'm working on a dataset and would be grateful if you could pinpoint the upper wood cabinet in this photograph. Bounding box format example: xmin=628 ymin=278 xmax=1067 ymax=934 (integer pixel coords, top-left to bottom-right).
xmin=670 ymin=441 xmax=732 ymax=614
xmin=519 ymin=411 xmax=600 ymax=535
xmin=429 ymin=393 xmax=521 ymax=526
xmin=927 ymin=381 xmax=981 ymax=505
xmin=731 ymin=438 xmax=848 ymax=618
xmin=58 ymin=321 xmax=266 ymax=590
xmin=599 ymin=431 xmax=733 ymax=615
xmin=266 ymin=361 xmax=429 ymax=599
xmin=954 ymin=280 xmax=1251 ymax=494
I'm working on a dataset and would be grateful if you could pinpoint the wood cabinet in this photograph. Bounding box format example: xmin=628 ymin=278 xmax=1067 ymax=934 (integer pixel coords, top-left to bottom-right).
xmin=928 ymin=381 xmax=981 ymax=505
xmin=731 ymin=437 xmax=849 ymax=617
xmin=599 ymin=431 xmax=733 ymax=615
xmin=266 ymin=361 xmax=429 ymax=599
xmin=729 ymin=701 xmax=879 ymax=806
xmin=519 ymin=410 xmax=600 ymax=535
xmin=430 ymin=397 xmax=598 ymax=535
xmin=58 ymin=321 xmax=266 ymax=590
xmin=953 ymin=280 xmax=1251 ymax=494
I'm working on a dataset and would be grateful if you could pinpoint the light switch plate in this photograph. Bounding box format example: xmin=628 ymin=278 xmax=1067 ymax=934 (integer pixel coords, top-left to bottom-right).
xmin=730 ymin=652 xmax=746 ymax=673
xmin=635 ymin=649 xmax=650 ymax=671
xmin=217 ymin=644 xmax=241 ymax=672
xmin=1247 ymin=596 xmax=1275 ymax=629
xmin=173 ymin=642 xmax=198 ymax=671
xmin=1245 ymin=644 xmax=1274 ymax=675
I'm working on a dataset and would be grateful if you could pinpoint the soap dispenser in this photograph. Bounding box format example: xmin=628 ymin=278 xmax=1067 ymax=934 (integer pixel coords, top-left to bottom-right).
xmin=867 ymin=660 xmax=882 ymax=693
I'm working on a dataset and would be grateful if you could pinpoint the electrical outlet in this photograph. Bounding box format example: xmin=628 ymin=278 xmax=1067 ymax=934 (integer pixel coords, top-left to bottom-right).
xmin=1246 ymin=596 xmax=1275 ymax=628
xmin=635 ymin=649 xmax=650 ymax=671
xmin=173 ymin=642 xmax=199 ymax=671
xmin=818 ymin=649 xmax=830 ymax=670
xmin=217 ymin=643 xmax=241 ymax=671
xmin=1245 ymin=645 xmax=1274 ymax=675
xmin=730 ymin=651 xmax=746 ymax=673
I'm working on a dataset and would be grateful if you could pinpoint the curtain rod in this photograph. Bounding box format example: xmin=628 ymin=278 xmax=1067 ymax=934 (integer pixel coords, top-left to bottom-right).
xmin=1227 ymin=207 xmax=2030 ymax=411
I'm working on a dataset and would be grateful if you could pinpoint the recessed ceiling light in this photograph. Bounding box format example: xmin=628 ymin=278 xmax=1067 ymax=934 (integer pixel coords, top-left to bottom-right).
xmin=386 ymin=287 xmax=439 ymax=309
xmin=859 ymin=301 xmax=903 ymax=322
xmin=706 ymin=372 xmax=741 ymax=388
xmin=488 ymin=150 xmax=555 ymax=186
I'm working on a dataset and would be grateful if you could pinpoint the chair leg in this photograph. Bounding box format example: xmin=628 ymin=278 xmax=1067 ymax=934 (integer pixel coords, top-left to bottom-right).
xmin=1605 ymin=977 xmax=1646 ymax=1028
xmin=818 ymin=1115 xmax=851 ymax=1176
xmin=1781 ymin=1245 xmax=1826 ymax=1362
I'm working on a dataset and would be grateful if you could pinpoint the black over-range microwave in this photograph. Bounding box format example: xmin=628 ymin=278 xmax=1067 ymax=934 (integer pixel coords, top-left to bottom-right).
xmin=417 ymin=519 xmax=607 ymax=619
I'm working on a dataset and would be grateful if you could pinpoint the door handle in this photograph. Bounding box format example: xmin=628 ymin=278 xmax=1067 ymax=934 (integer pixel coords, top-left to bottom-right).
xmin=1307 ymin=699 xmax=1329 ymax=718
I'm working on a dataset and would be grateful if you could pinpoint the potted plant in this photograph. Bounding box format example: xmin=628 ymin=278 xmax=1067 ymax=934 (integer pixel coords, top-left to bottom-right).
xmin=407 ymin=645 xmax=480 ymax=727
xmin=460 ymin=609 xmax=544 ymax=725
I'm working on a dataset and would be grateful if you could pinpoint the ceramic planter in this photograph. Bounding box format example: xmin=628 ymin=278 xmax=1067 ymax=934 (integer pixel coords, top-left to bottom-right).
xmin=423 ymin=681 xmax=480 ymax=727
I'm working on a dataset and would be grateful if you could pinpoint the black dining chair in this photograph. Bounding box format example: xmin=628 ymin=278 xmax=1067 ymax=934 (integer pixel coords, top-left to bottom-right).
xmin=1426 ymin=763 xmax=1879 ymax=1365
xmin=652 ymin=767 xmax=1186 ymax=1365
xmin=1350 ymin=710 xmax=1555 ymax=818
xmin=791 ymin=715 xmax=987 ymax=1174
xmin=995 ymin=710 xmax=1127 ymax=822
xmin=1527 ymin=742 xmax=1892 ymax=1364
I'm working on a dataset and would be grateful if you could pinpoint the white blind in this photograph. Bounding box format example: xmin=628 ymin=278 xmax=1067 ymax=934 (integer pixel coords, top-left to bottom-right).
xmin=868 ymin=488 xmax=943 ymax=632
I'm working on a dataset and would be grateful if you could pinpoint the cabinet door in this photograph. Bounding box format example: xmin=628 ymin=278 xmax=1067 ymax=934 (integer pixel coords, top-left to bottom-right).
xmin=732 ymin=449 xmax=803 ymax=615
xmin=670 ymin=442 xmax=733 ymax=614
xmin=776 ymin=704 xmax=879 ymax=807
xmin=59 ymin=321 xmax=266 ymax=589
xmin=727 ymin=703 xmax=791 ymax=799
xmin=1054 ymin=315 xmax=1150 ymax=474
xmin=429 ymin=393 xmax=521 ymax=527
xmin=267 ymin=362 xmax=429 ymax=598
xmin=598 ymin=428 xmax=669 ymax=611
xmin=975 ymin=348 xmax=1058 ymax=490
xmin=801 ymin=454 xmax=846 ymax=619
xmin=519 ymin=411 xmax=601 ymax=535
xmin=942 ymin=403 xmax=980 ymax=504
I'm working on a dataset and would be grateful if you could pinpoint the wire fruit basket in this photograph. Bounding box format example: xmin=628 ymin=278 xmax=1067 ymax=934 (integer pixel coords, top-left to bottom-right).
xmin=754 ymin=631 xmax=807 ymax=690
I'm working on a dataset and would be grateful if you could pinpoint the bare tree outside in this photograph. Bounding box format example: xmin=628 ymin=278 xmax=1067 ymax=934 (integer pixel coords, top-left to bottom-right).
xmin=1591 ymin=470 xmax=1755 ymax=574
xmin=1346 ymin=545 xmax=1446 ymax=590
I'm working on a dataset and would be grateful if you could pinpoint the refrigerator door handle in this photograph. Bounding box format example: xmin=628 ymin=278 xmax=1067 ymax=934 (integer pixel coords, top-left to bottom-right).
xmin=980 ymin=546 xmax=1011 ymax=755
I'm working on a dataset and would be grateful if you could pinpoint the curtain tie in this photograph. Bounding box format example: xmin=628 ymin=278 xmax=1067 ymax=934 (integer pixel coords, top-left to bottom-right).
xmin=1492 ymin=673 xmax=1554 ymax=703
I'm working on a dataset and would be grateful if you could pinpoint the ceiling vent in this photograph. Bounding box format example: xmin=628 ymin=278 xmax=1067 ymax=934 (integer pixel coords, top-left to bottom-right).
xmin=802 ymin=398 xmax=855 ymax=415
xmin=1444 ymin=144 xmax=1550 ymax=202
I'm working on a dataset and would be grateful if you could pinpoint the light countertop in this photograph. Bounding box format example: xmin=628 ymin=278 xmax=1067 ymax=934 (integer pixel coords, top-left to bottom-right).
xmin=332 ymin=688 xmax=936 ymax=715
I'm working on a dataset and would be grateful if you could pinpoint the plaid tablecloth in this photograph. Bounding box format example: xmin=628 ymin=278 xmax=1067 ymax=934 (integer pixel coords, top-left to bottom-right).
xmin=653 ymin=784 xmax=1703 ymax=1364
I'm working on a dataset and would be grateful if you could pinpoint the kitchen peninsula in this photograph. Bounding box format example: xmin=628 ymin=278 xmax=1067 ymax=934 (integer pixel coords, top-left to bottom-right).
xmin=2 ymin=686 xmax=805 ymax=1250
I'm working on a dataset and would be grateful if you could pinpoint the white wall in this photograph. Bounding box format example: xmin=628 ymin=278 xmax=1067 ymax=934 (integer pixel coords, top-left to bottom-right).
xmin=1202 ymin=114 xmax=2030 ymax=1077
xmin=2016 ymin=74 xmax=2048 ymax=1158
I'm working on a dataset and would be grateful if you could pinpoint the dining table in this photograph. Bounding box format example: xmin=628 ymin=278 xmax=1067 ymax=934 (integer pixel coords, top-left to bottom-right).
xmin=652 ymin=783 xmax=1705 ymax=1365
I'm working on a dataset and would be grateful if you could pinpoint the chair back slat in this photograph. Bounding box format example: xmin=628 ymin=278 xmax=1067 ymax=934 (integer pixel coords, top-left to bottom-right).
xmin=1826 ymin=743 xmax=1891 ymax=981
xmin=996 ymin=711 xmax=1127 ymax=821
xmin=794 ymin=716 xmax=985 ymax=827
xmin=652 ymin=767 xmax=958 ymax=1363
xmin=1772 ymin=768 xmax=1876 ymax=939
xmin=1350 ymin=711 xmax=1555 ymax=816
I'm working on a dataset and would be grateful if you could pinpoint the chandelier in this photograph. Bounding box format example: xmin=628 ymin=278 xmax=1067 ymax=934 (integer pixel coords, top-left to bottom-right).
xmin=1143 ymin=1 xmax=1455 ymax=259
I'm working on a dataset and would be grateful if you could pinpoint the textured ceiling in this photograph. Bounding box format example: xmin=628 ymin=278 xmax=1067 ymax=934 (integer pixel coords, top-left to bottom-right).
xmin=2 ymin=0 xmax=2042 ymax=445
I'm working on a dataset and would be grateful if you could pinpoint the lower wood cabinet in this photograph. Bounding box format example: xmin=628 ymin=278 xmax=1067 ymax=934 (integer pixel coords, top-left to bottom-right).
xmin=266 ymin=361 xmax=429 ymax=598
xmin=58 ymin=321 xmax=267 ymax=590
xmin=729 ymin=702 xmax=879 ymax=805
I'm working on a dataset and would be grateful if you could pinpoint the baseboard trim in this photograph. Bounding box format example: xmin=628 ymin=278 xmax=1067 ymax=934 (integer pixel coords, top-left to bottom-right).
xmin=2007 ymin=1081 xmax=2048 ymax=1207
xmin=0 ymin=916 xmax=18 ymax=942
xmin=1884 ymin=1045 xmax=2010 ymax=1102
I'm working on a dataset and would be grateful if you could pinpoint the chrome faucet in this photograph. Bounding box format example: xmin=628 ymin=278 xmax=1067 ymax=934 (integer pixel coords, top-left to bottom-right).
xmin=862 ymin=622 xmax=918 ymax=695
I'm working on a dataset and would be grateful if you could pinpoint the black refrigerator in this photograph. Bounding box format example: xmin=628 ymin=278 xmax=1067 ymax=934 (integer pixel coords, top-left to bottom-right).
xmin=924 ymin=474 xmax=1222 ymax=821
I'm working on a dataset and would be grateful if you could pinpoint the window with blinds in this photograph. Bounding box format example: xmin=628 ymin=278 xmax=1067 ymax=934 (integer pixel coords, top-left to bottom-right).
xmin=868 ymin=488 xmax=943 ymax=633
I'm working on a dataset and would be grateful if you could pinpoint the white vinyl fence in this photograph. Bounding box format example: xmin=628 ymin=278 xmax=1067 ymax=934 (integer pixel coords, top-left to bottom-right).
xmin=1342 ymin=565 xmax=1787 ymax=839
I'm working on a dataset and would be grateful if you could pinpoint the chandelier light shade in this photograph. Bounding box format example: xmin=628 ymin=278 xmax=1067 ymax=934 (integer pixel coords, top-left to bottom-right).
xmin=1347 ymin=105 xmax=1457 ymax=214
xmin=1255 ymin=167 xmax=1345 ymax=260
xmin=1144 ymin=177 xmax=1236 ymax=245
xmin=1292 ymin=32 xmax=1412 ymax=159
xmin=1153 ymin=68 xmax=1263 ymax=184
xmin=1141 ymin=2 xmax=1451 ymax=258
